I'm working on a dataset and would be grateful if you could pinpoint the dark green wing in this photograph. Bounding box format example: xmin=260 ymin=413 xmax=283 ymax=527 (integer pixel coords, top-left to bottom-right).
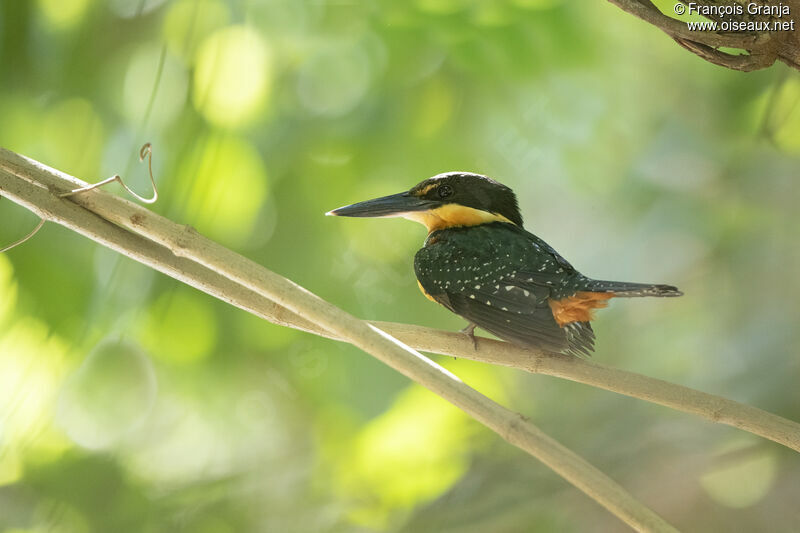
xmin=414 ymin=223 xmax=595 ymax=355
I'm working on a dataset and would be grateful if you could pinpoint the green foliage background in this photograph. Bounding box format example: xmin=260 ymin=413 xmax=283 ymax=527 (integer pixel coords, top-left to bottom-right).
xmin=1 ymin=1 xmax=800 ymax=531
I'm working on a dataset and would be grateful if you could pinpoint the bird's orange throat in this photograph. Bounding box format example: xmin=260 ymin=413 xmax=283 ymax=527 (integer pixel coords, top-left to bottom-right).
xmin=402 ymin=204 xmax=515 ymax=232
xmin=548 ymin=292 xmax=615 ymax=327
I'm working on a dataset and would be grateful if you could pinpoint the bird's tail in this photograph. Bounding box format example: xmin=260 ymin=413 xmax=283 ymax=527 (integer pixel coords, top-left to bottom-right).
xmin=582 ymin=279 xmax=683 ymax=298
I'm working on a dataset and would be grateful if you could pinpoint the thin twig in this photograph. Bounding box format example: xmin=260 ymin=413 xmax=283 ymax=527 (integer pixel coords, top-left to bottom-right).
xmin=0 ymin=147 xmax=677 ymax=531
xmin=0 ymin=216 xmax=45 ymax=253
xmin=59 ymin=143 xmax=158 ymax=204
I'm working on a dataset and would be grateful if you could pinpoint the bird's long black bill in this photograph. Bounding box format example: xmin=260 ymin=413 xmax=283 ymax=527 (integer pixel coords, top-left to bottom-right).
xmin=326 ymin=192 xmax=435 ymax=218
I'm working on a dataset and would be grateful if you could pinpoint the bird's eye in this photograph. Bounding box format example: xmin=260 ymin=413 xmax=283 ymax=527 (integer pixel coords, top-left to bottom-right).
xmin=438 ymin=185 xmax=453 ymax=199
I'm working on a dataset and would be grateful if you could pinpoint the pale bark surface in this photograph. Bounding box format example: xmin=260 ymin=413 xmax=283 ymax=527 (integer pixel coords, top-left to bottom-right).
xmin=610 ymin=0 xmax=800 ymax=71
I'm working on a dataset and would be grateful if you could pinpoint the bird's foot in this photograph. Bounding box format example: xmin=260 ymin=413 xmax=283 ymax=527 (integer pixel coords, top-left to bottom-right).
xmin=460 ymin=322 xmax=478 ymax=351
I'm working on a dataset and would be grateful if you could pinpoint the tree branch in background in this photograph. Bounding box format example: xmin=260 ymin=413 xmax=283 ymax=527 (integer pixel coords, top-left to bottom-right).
xmin=0 ymin=148 xmax=678 ymax=531
xmin=608 ymin=0 xmax=800 ymax=72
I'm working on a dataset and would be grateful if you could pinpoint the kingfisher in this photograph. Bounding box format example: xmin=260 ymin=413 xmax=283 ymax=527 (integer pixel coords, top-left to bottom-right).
xmin=327 ymin=172 xmax=682 ymax=356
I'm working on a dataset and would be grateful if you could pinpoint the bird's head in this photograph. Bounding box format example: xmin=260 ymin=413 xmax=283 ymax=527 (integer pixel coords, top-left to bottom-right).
xmin=326 ymin=172 xmax=522 ymax=233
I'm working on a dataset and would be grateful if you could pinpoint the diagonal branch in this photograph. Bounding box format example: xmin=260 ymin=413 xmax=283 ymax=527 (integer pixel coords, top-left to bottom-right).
xmin=0 ymin=148 xmax=678 ymax=530
xmin=4 ymin=144 xmax=800 ymax=527
xmin=2 ymin=147 xmax=798 ymax=455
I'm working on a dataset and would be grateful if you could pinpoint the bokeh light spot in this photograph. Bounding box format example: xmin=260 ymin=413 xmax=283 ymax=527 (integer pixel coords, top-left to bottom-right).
xmin=700 ymin=439 xmax=777 ymax=508
xmin=57 ymin=340 xmax=157 ymax=450
xmin=0 ymin=319 xmax=70 ymax=477
xmin=179 ymin=135 xmax=269 ymax=247
xmin=337 ymin=385 xmax=477 ymax=528
xmin=37 ymin=0 xmax=91 ymax=29
xmin=0 ymin=96 xmax=44 ymax=153
xmin=193 ymin=26 xmax=273 ymax=128
xmin=297 ymin=43 xmax=372 ymax=117
xmin=126 ymin=386 xmax=291 ymax=485
xmin=140 ymin=289 xmax=218 ymax=364
xmin=42 ymin=98 xmax=105 ymax=180
xmin=472 ymin=3 xmax=513 ymax=26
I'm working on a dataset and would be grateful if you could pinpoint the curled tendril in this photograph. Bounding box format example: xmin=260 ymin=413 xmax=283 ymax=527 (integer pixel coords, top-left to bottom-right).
xmin=59 ymin=143 xmax=158 ymax=204
xmin=0 ymin=217 xmax=46 ymax=253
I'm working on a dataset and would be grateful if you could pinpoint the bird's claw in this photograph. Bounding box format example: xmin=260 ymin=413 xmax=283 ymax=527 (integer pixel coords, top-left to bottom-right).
xmin=460 ymin=323 xmax=478 ymax=351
